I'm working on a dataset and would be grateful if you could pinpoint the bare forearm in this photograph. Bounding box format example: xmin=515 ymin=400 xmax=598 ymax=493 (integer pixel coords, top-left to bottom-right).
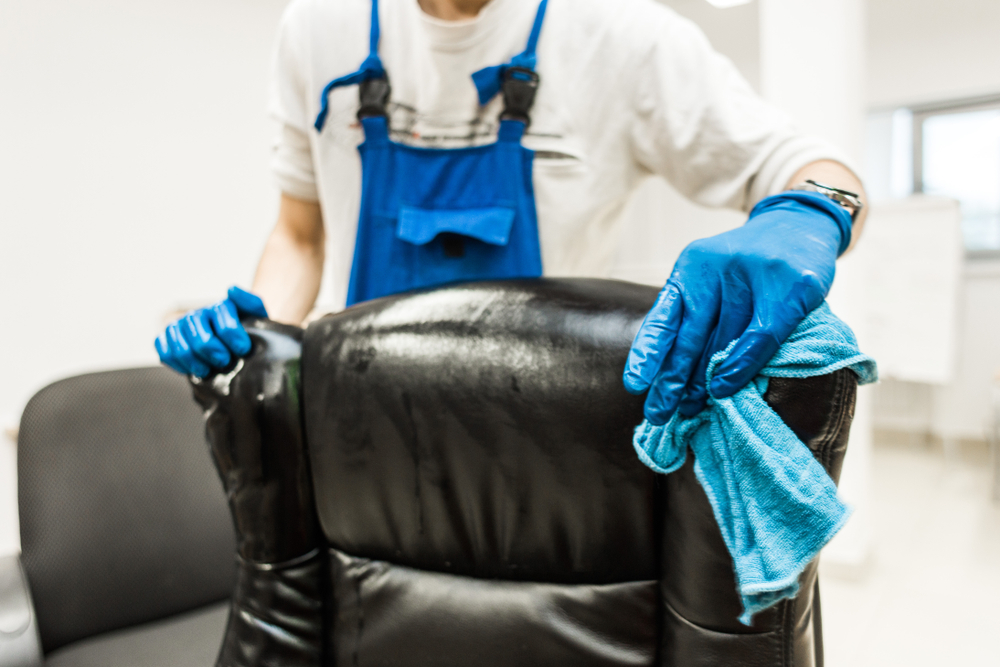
xmin=785 ymin=160 xmax=868 ymax=252
xmin=252 ymin=194 xmax=325 ymax=325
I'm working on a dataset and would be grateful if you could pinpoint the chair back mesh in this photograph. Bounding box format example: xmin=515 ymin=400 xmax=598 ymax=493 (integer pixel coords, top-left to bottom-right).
xmin=17 ymin=367 xmax=235 ymax=652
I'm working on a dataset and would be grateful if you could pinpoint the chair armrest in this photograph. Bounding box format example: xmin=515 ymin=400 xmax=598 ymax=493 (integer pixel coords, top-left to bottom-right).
xmin=190 ymin=318 xmax=323 ymax=667
xmin=0 ymin=554 xmax=43 ymax=667
xmin=659 ymin=369 xmax=859 ymax=666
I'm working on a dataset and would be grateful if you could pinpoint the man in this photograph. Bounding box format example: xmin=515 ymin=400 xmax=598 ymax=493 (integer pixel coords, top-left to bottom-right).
xmin=156 ymin=0 xmax=867 ymax=425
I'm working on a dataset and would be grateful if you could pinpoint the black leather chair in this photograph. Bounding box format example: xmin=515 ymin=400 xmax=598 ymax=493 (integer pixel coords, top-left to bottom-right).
xmin=2 ymin=368 xmax=236 ymax=666
xmin=193 ymin=279 xmax=858 ymax=667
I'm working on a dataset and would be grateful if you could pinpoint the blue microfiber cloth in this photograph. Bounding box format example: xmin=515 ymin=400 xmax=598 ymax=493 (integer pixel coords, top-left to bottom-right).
xmin=632 ymin=302 xmax=877 ymax=624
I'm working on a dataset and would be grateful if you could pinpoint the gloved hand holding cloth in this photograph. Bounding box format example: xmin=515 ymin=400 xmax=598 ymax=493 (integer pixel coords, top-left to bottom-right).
xmin=623 ymin=190 xmax=854 ymax=422
xmin=623 ymin=190 xmax=872 ymax=624
xmin=633 ymin=303 xmax=876 ymax=623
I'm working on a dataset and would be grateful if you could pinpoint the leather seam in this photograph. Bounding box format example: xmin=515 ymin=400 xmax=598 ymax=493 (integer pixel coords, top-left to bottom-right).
xmin=327 ymin=548 xmax=658 ymax=587
xmin=831 ymin=370 xmax=851 ymax=470
xmin=779 ymin=598 xmax=790 ymax=667
xmin=662 ymin=597 xmax=778 ymax=638
xmin=816 ymin=370 xmax=852 ymax=475
xmin=831 ymin=369 xmax=856 ymax=473
xmin=819 ymin=372 xmax=840 ymax=472
xmin=236 ymin=547 xmax=321 ymax=571
xmin=353 ymin=573 xmax=364 ymax=666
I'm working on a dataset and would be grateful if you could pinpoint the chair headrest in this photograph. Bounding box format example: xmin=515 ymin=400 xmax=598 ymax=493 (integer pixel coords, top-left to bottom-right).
xmin=303 ymin=279 xmax=661 ymax=584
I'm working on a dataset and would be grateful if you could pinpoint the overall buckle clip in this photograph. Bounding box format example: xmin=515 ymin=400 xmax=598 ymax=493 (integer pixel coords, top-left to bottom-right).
xmin=500 ymin=67 xmax=540 ymax=126
xmin=358 ymin=77 xmax=391 ymax=120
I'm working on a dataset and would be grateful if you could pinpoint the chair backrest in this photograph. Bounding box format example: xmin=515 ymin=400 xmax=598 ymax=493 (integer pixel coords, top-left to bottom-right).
xmin=17 ymin=367 xmax=235 ymax=653
xmin=302 ymin=279 xmax=664 ymax=666
xmin=195 ymin=278 xmax=853 ymax=667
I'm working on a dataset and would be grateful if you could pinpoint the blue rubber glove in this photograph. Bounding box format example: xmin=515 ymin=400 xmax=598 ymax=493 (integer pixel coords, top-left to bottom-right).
xmin=155 ymin=286 xmax=268 ymax=378
xmin=623 ymin=191 xmax=853 ymax=425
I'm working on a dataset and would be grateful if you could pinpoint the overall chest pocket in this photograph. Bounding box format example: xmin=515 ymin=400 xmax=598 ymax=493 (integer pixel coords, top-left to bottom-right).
xmin=397 ymin=206 xmax=516 ymax=253
xmin=379 ymin=202 xmax=533 ymax=289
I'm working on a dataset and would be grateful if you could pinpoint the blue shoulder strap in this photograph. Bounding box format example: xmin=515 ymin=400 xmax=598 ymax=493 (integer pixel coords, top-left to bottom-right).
xmin=315 ymin=0 xmax=549 ymax=130
xmin=471 ymin=0 xmax=549 ymax=106
xmin=314 ymin=0 xmax=386 ymax=131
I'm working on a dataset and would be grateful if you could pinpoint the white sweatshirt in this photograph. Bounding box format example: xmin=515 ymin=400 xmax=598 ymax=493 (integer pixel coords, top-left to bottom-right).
xmin=270 ymin=0 xmax=847 ymax=309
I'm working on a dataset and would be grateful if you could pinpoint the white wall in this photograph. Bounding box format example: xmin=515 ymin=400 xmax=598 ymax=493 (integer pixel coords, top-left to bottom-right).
xmin=660 ymin=0 xmax=760 ymax=92
xmin=0 ymin=0 xmax=290 ymax=425
xmin=872 ymin=261 xmax=1000 ymax=443
xmin=931 ymin=261 xmax=1000 ymax=439
xmin=868 ymin=0 xmax=1000 ymax=108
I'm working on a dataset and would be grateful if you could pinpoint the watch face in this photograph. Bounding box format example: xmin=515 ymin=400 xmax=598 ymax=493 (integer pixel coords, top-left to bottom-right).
xmin=802 ymin=180 xmax=863 ymax=220
xmin=806 ymin=180 xmax=861 ymax=200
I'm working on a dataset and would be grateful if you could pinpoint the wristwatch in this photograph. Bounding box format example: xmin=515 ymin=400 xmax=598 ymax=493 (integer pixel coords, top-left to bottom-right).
xmin=790 ymin=179 xmax=864 ymax=223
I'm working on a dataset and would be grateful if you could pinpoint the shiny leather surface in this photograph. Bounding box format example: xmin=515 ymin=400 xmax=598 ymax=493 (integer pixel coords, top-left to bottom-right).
xmin=217 ymin=552 xmax=324 ymax=667
xmin=191 ymin=320 xmax=317 ymax=564
xmin=302 ymin=279 xmax=659 ymax=584
xmin=327 ymin=547 xmax=657 ymax=667
xmin=191 ymin=320 xmax=323 ymax=667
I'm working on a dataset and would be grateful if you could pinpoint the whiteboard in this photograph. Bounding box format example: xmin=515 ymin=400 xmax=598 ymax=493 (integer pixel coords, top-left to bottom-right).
xmin=856 ymin=196 xmax=963 ymax=384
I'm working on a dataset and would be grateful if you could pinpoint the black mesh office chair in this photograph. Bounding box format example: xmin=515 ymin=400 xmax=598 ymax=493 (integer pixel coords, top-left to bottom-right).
xmin=2 ymin=368 xmax=235 ymax=666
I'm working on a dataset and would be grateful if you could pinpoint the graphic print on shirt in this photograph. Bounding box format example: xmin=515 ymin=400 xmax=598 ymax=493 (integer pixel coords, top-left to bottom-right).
xmin=380 ymin=99 xmax=568 ymax=153
xmin=320 ymin=86 xmax=577 ymax=164
xmin=386 ymin=100 xmax=498 ymax=148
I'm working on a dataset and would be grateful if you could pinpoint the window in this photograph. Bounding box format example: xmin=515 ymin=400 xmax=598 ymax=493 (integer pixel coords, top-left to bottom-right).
xmin=913 ymin=98 xmax=1000 ymax=256
xmin=867 ymin=96 xmax=1000 ymax=257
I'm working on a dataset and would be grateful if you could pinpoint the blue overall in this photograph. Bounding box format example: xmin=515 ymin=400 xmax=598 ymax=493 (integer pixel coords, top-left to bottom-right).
xmin=315 ymin=0 xmax=549 ymax=306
